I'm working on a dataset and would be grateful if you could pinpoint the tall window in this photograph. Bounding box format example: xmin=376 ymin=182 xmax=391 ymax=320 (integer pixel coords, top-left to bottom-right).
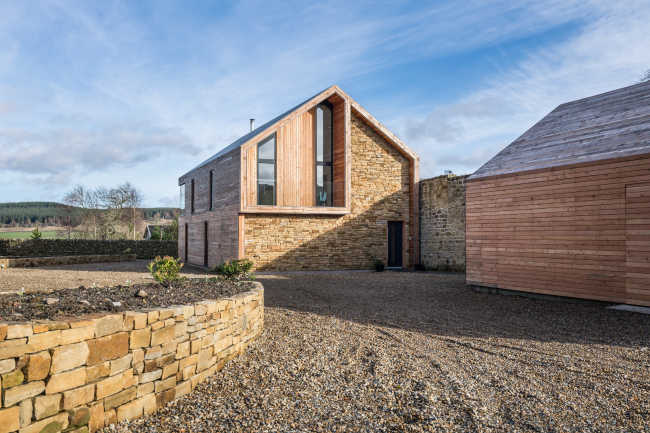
xmin=209 ymin=170 xmax=214 ymax=211
xmin=179 ymin=184 xmax=185 ymax=216
xmin=316 ymin=102 xmax=333 ymax=206
xmin=257 ymin=134 xmax=276 ymax=205
xmin=190 ymin=179 xmax=195 ymax=214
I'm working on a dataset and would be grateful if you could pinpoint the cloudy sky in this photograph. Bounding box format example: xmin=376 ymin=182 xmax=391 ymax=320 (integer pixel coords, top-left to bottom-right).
xmin=1 ymin=0 xmax=649 ymax=206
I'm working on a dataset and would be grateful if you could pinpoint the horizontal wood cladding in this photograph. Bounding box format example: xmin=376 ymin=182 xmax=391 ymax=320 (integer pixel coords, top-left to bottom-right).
xmin=466 ymin=154 xmax=650 ymax=306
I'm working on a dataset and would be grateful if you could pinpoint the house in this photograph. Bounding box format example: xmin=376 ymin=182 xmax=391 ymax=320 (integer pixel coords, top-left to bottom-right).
xmin=466 ymin=81 xmax=650 ymax=306
xmin=178 ymin=85 xmax=419 ymax=271
xmin=143 ymin=224 xmax=170 ymax=240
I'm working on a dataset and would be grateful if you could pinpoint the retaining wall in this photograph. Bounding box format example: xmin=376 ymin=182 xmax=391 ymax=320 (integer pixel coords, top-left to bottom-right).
xmin=0 ymin=240 xmax=177 ymax=260
xmin=0 ymin=284 xmax=264 ymax=432
xmin=0 ymin=255 xmax=136 ymax=269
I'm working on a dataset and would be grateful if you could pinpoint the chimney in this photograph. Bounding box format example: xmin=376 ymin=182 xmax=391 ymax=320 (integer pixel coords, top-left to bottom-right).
xmin=250 ymin=119 xmax=255 ymax=132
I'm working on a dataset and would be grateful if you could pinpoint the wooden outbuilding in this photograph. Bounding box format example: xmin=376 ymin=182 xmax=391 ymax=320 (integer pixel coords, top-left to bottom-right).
xmin=466 ymin=81 xmax=650 ymax=306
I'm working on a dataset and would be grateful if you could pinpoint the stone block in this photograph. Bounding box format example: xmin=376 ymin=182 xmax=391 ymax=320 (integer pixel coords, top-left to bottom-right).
xmin=18 ymin=412 xmax=68 ymax=433
xmin=26 ymin=330 xmax=62 ymax=353
xmin=109 ymin=354 xmax=133 ymax=376
xmin=0 ymin=406 xmax=20 ymax=433
xmin=15 ymin=355 xmax=29 ymax=371
xmin=197 ymin=347 xmax=213 ymax=373
xmin=161 ymin=361 xmax=178 ymax=380
xmin=161 ymin=340 xmax=177 ymax=355
xmin=133 ymin=362 xmax=144 ymax=375
xmin=0 ymin=338 xmax=27 ymax=360
xmin=115 ymin=398 xmax=143 ymax=423
xmin=4 ymin=381 xmax=45 ymax=407
xmin=0 ymin=359 xmax=14 ymax=375
xmin=93 ymin=314 xmax=123 ymax=338
xmin=144 ymin=346 xmax=161 ymax=360
xmin=88 ymin=402 xmax=104 ymax=433
xmin=86 ymin=332 xmax=128 ymax=365
xmin=155 ymin=388 xmax=175 ymax=409
xmin=6 ymin=324 xmax=32 ymax=340
xmin=59 ymin=326 xmax=94 ymax=346
xmin=125 ymin=312 xmax=147 ymax=330
xmin=154 ymin=376 xmax=176 ymax=393
xmin=137 ymin=369 xmax=161 ymax=384
xmin=129 ymin=327 xmax=150 ymax=350
xmin=175 ymin=380 xmax=191 ymax=398
xmin=62 ymin=384 xmax=95 ymax=410
xmin=103 ymin=387 xmax=136 ymax=411
xmin=46 ymin=321 xmax=70 ymax=331
xmin=136 ymin=382 xmax=154 ymax=398
xmin=85 ymin=362 xmax=109 ymax=382
xmin=182 ymin=365 xmax=196 ymax=381
xmin=103 ymin=409 xmax=116 ymax=427
xmin=150 ymin=321 xmax=163 ymax=331
xmin=130 ymin=349 xmax=144 ymax=364
xmin=175 ymin=341 xmax=190 ymax=359
xmin=0 ymin=323 xmax=7 ymax=342
xmin=144 ymin=353 xmax=175 ymax=373
xmin=23 ymin=351 xmax=50 ymax=381
xmin=34 ymin=394 xmax=61 ymax=420
xmin=19 ymin=398 xmax=32 ymax=427
xmin=1 ymin=369 xmax=23 ymax=388
xmin=32 ymin=324 xmax=49 ymax=334
xmin=46 ymin=368 xmax=86 ymax=395
xmin=67 ymin=405 xmax=91 ymax=428
xmin=158 ymin=309 xmax=174 ymax=321
xmin=121 ymin=315 xmax=134 ymax=332
xmin=179 ymin=354 xmax=197 ymax=370
xmin=50 ymin=342 xmax=89 ymax=374
xmin=144 ymin=310 xmax=159 ymax=325
xmin=96 ymin=370 xmax=133 ymax=400
xmin=194 ymin=305 xmax=207 ymax=316
xmin=164 ymin=318 xmax=175 ymax=328
xmin=174 ymin=321 xmax=188 ymax=338
xmin=150 ymin=326 xmax=174 ymax=346
xmin=66 ymin=427 xmax=89 ymax=433
xmin=190 ymin=339 xmax=201 ymax=354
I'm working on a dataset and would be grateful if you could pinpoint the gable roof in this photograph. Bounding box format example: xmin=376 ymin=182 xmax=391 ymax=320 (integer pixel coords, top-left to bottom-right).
xmin=470 ymin=80 xmax=650 ymax=180
xmin=181 ymin=85 xmax=417 ymax=178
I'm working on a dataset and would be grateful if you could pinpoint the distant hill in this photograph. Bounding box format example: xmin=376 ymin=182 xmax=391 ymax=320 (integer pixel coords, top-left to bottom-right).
xmin=0 ymin=202 xmax=179 ymax=227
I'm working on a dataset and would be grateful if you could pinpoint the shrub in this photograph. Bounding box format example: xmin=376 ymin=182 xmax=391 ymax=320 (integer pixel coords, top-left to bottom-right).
xmin=212 ymin=258 xmax=255 ymax=281
xmin=30 ymin=227 xmax=42 ymax=239
xmin=374 ymin=259 xmax=384 ymax=266
xmin=147 ymin=256 xmax=185 ymax=282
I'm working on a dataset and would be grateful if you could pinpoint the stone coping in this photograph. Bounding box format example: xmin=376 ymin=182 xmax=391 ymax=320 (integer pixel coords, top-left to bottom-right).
xmin=0 ymin=254 xmax=137 ymax=269
xmin=0 ymin=282 xmax=264 ymax=432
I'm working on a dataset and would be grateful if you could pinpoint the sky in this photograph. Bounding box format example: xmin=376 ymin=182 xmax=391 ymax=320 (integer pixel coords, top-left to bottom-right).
xmin=1 ymin=0 xmax=649 ymax=207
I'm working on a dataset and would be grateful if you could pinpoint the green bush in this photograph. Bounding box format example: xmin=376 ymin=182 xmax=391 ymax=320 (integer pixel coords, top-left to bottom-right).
xmin=30 ymin=227 xmax=42 ymax=239
xmin=212 ymin=258 xmax=255 ymax=280
xmin=147 ymin=256 xmax=185 ymax=282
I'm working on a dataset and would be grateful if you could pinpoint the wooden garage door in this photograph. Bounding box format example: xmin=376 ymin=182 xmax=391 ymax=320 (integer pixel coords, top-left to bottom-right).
xmin=626 ymin=184 xmax=650 ymax=306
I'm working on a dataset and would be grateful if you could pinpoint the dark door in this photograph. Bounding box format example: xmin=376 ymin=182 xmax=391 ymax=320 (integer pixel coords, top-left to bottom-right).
xmin=184 ymin=224 xmax=188 ymax=262
xmin=204 ymin=222 xmax=209 ymax=267
xmin=387 ymin=221 xmax=403 ymax=268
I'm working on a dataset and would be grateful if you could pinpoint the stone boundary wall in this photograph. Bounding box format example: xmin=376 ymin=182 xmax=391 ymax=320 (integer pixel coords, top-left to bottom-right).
xmin=419 ymin=174 xmax=468 ymax=272
xmin=0 ymin=240 xmax=177 ymax=260
xmin=0 ymin=284 xmax=264 ymax=433
xmin=0 ymin=255 xmax=137 ymax=269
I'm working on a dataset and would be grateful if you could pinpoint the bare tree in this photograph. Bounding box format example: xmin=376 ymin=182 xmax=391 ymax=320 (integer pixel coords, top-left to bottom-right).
xmin=636 ymin=68 xmax=650 ymax=83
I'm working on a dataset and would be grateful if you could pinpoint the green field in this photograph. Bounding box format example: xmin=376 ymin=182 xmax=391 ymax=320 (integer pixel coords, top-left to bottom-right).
xmin=0 ymin=231 xmax=59 ymax=239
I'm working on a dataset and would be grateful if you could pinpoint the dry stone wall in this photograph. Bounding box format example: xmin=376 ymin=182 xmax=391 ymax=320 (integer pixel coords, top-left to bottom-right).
xmin=0 ymin=284 xmax=264 ymax=433
xmin=0 ymin=255 xmax=136 ymax=269
xmin=419 ymin=174 xmax=468 ymax=272
xmin=0 ymin=240 xmax=177 ymax=260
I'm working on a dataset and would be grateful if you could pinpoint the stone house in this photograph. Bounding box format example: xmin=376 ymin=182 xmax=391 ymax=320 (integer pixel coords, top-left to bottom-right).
xmin=178 ymin=85 xmax=419 ymax=271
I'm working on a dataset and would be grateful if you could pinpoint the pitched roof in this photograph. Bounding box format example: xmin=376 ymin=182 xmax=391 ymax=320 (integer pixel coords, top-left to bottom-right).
xmin=470 ymin=80 xmax=650 ymax=180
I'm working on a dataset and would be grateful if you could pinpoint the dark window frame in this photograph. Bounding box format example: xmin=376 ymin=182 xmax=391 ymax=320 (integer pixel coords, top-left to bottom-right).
xmin=209 ymin=170 xmax=214 ymax=211
xmin=257 ymin=133 xmax=276 ymax=206
xmin=190 ymin=179 xmax=195 ymax=214
xmin=204 ymin=221 xmax=208 ymax=266
xmin=184 ymin=224 xmax=188 ymax=262
xmin=315 ymin=101 xmax=334 ymax=207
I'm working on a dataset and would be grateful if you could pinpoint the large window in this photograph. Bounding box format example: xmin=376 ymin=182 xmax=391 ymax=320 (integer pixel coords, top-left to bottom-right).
xmin=179 ymin=184 xmax=185 ymax=216
xmin=257 ymin=134 xmax=276 ymax=205
xmin=190 ymin=179 xmax=195 ymax=214
xmin=316 ymin=102 xmax=333 ymax=206
xmin=209 ymin=170 xmax=214 ymax=211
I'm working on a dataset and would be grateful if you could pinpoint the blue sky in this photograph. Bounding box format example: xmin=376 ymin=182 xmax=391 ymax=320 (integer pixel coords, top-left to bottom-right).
xmin=1 ymin=0 xmax=649 ymax=206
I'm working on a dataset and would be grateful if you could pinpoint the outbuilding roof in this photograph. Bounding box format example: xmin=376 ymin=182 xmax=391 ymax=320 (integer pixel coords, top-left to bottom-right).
xmin=470 ymin=80 xmax=650 ymax=180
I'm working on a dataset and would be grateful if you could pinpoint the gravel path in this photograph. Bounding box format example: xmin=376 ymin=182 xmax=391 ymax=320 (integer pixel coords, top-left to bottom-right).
xmin=101 ymin=272 xmax=650 ymax=432
xmin=0 ymin=260 xmax=211 ymax=292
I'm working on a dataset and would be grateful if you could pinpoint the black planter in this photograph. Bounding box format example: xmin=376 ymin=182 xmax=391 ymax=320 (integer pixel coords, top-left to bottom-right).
xmin=375 ymin=264 xmax=385 ymax=272
xmin=414 ymin=264 xmax=426 ymax=271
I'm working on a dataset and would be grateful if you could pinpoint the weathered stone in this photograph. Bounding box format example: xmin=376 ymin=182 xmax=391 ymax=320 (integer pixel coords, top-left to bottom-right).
xmin=150 ymin=325 xmax=174 ymax=346
xmin=129 ymin=327 xmax=150 ymax=350
xmin=175 ymin=341 xmax=190 ymax=359
xmin=0 ymin=359 xmax=14 ymax=375
xmin=131 ymin=349 xmax=144 ymax=364
xmin=115 ymin=397 xmax=143 ymax=422
xmin=103 ymin=409 xmax=116 ymax=427
xmin=93 ymin=314 xmax=123 ymax=338
xmin=103 ymin=387 xmax=136 ymax=411
xmin=126 ymin=312 xmax=147 ymax=330
xmin=1 ymin=369 xmax=24 ymax=388
xmin=46 ymin=368 xmax=86 ymax=395
xmin=34 ymin=394 xmax=62 ymax=420
xmin=23 ymin=350 xmax=51 ymax=382
xmin=32 ymin=323 xmax=49 ymax=334
xmin=0 ymin=338 xmax=27 ymax=360
xmin=136 ymin=382 xmax=154 ymax=398
xmin=133 ymin=362 xmax=144 ymax=375
xmin=59 ymin=326 xmax=94 ymax=346
xmin=19 ymin=411 xmax=68 ymax=433
xmin=4 ymin=380 xmax=45 ymax=407
xmin=155 ymin=388 xmax=176 ymax=409
xmin=46 ymin=321 xmax=69 ymax=331
xmin=197 ymin=347 xmax=214 ymax=373
xmin=161 ymin=361 xmax=179 ymax=380
xmin=62 ymin=384 xmax=95 ymax=410
xmin=6 ymin=323 xmax=32 ymax=340
xmin=0 ymin=323 xmax=7 ymax=342
xmin=179 ymin=354 xmax=198 ymax=370
xmin=85 ymin=361 xmax=109 ymax=382
xmin=150 ymin=321 xmax=163 ymax=331
xmin=144 ymin=353 xmax=175 ymax=373
xmin=174 ymin=321 xmax=188 ymax=338
xmin=86 ymin=332 xmax=128 ymax=365
xmin=161 ymin=340 xmax=178 ymax=355
xmin=15 ymin=354 xmax=29 ymax=371
xmin=144 ymin=310 xmax=159 ymax=325
xmin=88 ymin=402 xmax=104 ymax=433
xmin=144 ymin=345 xmax=161 ymax=360
xmin=137 ymin=369 xmax=161 ymax=384
xmin=96 ymin=370 xmax=133 ymax=399
xmin=50 ymin=342 xmax=89 ymax=374
xmin=109 ymin=354 xmax=133 ymax=376
xmin=66 ymin=426 xmax=89 ymax=433
xmin=0 ymin=406 xmax=20 ymax=433
xmin=182 ymin=364 xmax=196 ymax=381
xmin=154 ymin=376 xmax=176 ymax=393
xmin=19 ymin=398 xmax=32 ymax=427
xmin=175 ymin=380 xmax=191 ymax=398
xmin=67 ymin=405 xmax=90 ymax=427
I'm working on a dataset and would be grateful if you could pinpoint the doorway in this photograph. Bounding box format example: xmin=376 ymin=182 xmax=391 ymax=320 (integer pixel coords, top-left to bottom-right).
xmin=387 ymin=221 xmax=403 ymax=268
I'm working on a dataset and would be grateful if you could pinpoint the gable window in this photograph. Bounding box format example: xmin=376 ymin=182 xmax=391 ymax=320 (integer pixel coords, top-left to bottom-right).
xmin=316 ymin=101 xmax=333 ymax=206
xmin=190 ymin=179 xmax=195 ymax=214
xmin=209 ymin=170 xmax=214 ymax=211
xmin=179 ymin=184 xmax=185 ymax=216
xmin=257 ymin=133 xmax=276 ymax=205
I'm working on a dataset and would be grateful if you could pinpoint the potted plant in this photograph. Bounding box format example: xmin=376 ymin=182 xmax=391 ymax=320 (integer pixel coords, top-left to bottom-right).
xmin=374 ymin=259 xmax=385 ymax=272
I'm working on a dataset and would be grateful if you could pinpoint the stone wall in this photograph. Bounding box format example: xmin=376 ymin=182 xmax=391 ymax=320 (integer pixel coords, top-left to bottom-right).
xmin=419 ymin=174 xmax=468 ymax=272
xmin=0 ymin=240 xmax=177 ymax=260
xmin=0 ymin=255 xmax=136 ymax=269
xmin=243 ymin=112 xmax=412 ymax=271
xmin=0 ymin=284 xmax=263 ymax=432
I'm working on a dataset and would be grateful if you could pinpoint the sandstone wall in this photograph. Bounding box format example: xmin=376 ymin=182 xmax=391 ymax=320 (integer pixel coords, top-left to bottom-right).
xmin=0 ymin=240 xmax=177 ymax=260
xmin=0 ymin=255 xmax=136 ymax=269
xmin=243 ymin=113 xmax=412 ymax=271
xmin=419 ymin=174 xmax=468 ymax=272
xmin=0 ymin=284 xmax=264 ymax=433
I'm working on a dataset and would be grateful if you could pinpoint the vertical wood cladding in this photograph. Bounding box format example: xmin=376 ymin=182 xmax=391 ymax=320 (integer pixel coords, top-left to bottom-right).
xmin=330 ymin=94 xmax=346 ymax=207
xmin=466 ymin=155 xmax=650 ymax=306
xmin=178 ymin=147 xmax=241 ymax=268
xmin=243 ymin=113 xmax=411 ymax=271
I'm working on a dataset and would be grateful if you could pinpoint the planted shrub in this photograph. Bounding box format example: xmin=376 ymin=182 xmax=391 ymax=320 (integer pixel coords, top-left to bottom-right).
xmin=147 ymin=255 xmax=185 ymax=282
xmin=30 ymin=227 xmax=42 ymax=239
xmin=212 ymin=258 xmax=255 ymax=281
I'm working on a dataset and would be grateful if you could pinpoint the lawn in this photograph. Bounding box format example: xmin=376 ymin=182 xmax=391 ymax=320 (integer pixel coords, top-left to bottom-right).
xmin=0 ymin=231 xmax=59 ymax=239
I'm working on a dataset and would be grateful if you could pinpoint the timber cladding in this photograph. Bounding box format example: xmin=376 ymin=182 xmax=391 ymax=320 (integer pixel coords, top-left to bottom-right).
xmin=465 ymin=155 xmax=650 ymax=306
xmin=243 ymin=113 xmax=412 ymax=271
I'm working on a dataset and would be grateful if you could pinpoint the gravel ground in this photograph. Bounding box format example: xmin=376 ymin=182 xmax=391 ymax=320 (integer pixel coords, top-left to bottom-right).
xmin=105 ymin=271 xmax=650 ymax=432
xmin=0 ymin=260 xmax=211 ymax=292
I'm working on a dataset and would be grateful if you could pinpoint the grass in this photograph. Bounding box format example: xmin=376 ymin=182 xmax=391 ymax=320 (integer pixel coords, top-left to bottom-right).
xmin=0 ymin=231 xmax=59 ymax=239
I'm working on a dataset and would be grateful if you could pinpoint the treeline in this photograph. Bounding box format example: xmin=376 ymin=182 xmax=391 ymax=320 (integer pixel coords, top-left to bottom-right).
xmin=0 ymin=202 xmax=68 ymax=226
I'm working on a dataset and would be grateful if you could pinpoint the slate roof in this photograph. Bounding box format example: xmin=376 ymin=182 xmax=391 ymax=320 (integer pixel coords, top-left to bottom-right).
xmin=470 ymin=80 xmax=650 ymax=180
xmin=182 ymin=87 xmax=331 ymax=176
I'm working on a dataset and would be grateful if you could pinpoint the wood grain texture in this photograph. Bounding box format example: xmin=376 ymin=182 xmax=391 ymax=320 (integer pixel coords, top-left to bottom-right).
xmin=626 ymin=184 xmax=650 ymax=306
xmin=330 ymin=94 xmax=346 ymax=208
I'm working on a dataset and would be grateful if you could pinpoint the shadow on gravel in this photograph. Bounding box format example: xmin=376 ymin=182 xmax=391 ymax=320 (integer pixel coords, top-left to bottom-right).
xmin=257 ymin=272 xmax=650 ymax=348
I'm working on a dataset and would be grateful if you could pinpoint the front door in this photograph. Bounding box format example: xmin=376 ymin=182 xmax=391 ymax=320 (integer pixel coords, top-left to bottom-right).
xmin=387 ymin=221 xmax=403 ymax=268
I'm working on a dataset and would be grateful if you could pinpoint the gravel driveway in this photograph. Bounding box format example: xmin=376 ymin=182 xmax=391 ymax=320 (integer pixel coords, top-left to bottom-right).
xmin=105 ymin=271 xmax=649 ymax=432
